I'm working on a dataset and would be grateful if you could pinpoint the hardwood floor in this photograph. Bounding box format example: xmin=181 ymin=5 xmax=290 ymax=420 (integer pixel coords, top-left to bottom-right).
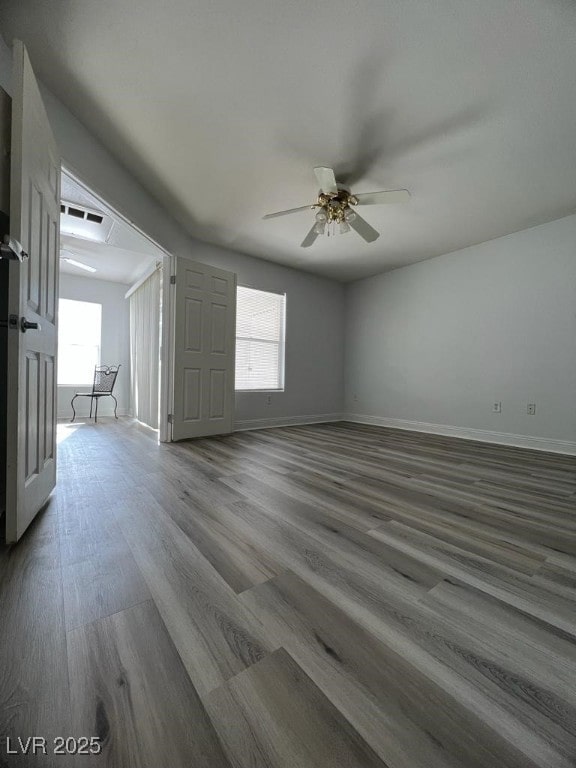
xmin=1 ymin=419 xmax=576 ymax=767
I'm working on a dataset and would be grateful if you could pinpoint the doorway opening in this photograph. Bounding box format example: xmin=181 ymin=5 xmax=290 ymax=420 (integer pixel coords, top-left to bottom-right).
xmin=58 ymin=169 xmax=170 ymax=439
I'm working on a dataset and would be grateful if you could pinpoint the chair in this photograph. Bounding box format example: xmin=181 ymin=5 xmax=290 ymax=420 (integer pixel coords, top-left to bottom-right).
xmin=71 ymin=365 xmax=121 ymax=423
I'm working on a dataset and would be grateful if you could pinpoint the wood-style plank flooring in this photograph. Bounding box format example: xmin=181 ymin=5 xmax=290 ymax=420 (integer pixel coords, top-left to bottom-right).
xmin=1 ymin=419 xmax=576 ymax=767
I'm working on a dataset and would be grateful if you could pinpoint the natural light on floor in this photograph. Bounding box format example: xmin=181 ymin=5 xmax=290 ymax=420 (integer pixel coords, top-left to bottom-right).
xmin=56 ymin=422 xmax=83 ymax=445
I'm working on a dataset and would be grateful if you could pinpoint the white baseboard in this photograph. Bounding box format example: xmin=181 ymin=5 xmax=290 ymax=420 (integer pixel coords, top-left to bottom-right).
xmin=234 ymin=413 xmax=344 ymax=432
xmin=344 ymin=413 xmax=576 ymax=456
xmin=57 ymin=409 xmax=129 ymax=420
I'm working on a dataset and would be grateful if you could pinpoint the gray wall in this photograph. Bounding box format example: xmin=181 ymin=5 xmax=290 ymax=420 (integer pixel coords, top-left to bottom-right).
xmin=345 ymin=214 xmax=576 ymax=446
xmin=188 ymin=242 xmax=344 ymax=425
xmin=58 ymin=274 xmax=130 ymax=419
xmin=0 ymin=35 xmax=345 ymax=427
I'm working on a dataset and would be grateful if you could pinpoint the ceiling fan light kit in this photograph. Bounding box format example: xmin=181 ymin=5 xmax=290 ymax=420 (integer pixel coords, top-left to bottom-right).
xmin=263 ymin=167 xmax=410 ymax=248
xmin=311 ymin=188 xmax=359 ymax=237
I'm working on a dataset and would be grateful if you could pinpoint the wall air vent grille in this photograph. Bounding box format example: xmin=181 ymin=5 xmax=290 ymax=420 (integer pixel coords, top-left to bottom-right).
xmin=60 ymin=201 xmax=114 ymax=243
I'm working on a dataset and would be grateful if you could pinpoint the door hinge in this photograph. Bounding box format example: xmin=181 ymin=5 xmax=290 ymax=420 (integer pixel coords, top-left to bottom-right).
xmin=170 ymin=275 xmax=176 ymax=285
xmin=167 ymin=414 xmax=174 ymax=424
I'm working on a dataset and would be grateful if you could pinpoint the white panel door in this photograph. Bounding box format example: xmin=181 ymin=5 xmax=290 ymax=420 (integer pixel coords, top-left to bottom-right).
xmin=5 ymin=41 xmax=60 ymax=542
xmin=172 ymin=258 xmax=236 ymax=440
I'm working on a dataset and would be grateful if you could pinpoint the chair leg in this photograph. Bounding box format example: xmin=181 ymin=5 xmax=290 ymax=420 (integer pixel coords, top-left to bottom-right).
xmin=95 ymin=397 xmax=99 ymax=423
xmin=70 ymin=395 xmax=77 ymax=423
xmin=111 ymin=394 xmax=118 ymax=419
xmin=89 ymin=397 xmax=94 ymax=419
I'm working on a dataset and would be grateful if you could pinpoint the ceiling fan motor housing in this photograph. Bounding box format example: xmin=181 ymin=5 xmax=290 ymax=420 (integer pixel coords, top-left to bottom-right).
xmin=315 ymin=188 xmax=358 ymax=224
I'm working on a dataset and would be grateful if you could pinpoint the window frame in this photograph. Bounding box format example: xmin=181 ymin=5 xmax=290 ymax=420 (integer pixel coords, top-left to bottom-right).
xmin=235 ymin=285 xmax=286 ymax=393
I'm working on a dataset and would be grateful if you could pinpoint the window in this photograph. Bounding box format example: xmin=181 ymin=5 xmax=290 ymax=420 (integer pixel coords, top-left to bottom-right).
xmin=57 ymin=299 xmax=102 ymax=386
xmin=235 ymin=286 xmax=286 ymax=391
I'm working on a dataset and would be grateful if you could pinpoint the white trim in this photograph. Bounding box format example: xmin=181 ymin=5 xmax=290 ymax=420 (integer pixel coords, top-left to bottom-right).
xmin=344 ymin=413 xmax=576 ymax=456
xmin=159 ymin=253 xmax=176 ymax=443
xmin=61 ymin=165 xmax=171 ymax=258
xmin=57 ymin=408 xmax=129 ymax=419
xmin=125 ymin=260 xmax=162 ymax=299
xmin=234 ymin=413 xmax=344 ymax=432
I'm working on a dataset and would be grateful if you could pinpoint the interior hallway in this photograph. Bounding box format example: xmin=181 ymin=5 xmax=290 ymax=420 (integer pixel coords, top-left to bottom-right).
xmin=1 ymin=419 xmax=576 ymax=767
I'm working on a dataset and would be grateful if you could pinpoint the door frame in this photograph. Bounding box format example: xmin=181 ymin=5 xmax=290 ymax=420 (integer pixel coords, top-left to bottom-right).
xmin=60 ymin=165 xmax=174 ymax=441
xmin=159 ymin=253 xmax=176 ymax=442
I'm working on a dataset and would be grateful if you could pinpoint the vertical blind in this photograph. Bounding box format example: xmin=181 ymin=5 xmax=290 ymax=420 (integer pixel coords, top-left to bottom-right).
xmin=130 ymin=267 xmax=161 ymax=428
xmin=235 ymin=286 xmax=286 ymax=391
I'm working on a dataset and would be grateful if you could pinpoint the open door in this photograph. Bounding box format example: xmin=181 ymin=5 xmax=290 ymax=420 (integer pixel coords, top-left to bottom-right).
xmin=171 ymin=258 xmax=236 ymax=440
xmin=5 ymin=41 xmax=60 ymax=542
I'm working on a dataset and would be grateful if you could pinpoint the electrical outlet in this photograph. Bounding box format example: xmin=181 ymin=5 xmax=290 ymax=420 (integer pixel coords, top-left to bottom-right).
xmin=353 ymin=394 xmax=358 ymax=402
xmin=527 ymin=403 xmax=536 ymax=415
xmin=266 ymin=394 xmax=272 ymax=406
xmin=492 ymin=402 xmax=501 ymax=413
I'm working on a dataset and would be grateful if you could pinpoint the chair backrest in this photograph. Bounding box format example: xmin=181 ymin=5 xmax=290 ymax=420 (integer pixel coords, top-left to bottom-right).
xmin=92 ymin=365 xmax=120 ymax=394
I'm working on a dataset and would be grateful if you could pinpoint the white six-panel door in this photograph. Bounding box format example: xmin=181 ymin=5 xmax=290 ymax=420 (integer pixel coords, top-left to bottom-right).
xmin=171 ymin=258 xmax=236 ymax=440
xmin=5 ymin=41 xmax=60 ymax=542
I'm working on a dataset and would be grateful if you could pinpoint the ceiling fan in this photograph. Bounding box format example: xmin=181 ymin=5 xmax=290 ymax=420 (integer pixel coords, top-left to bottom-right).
xmin=59 ymin=249 xmax=96 ymax=273
xmin=263 ymin=167 xmax=410 ymax=248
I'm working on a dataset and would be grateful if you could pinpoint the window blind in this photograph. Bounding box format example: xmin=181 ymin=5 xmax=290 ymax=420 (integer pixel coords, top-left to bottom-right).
xmin=235 ymin=286 xmax=286 ymax=391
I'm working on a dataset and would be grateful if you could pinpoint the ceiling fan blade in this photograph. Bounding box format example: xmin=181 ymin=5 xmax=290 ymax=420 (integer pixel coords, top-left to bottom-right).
xmin=349 ymin=213 xmax=380 ymax=243
xmin=263 ymin=205 xmax=311 ymax=220
xmin=300 ymin=225 xmax=319 ymax=248
xmin=314 ymin=167 xmax=338 ymax=196
xmin=355 ymin=189 xmax=411 ymax=205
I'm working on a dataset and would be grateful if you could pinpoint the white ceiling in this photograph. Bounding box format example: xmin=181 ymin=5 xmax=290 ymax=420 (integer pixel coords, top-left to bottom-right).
xmin=60 ymin=173 xmax=161 ymax=284
xmin=2 ymin=0 xmax=576 ymax=281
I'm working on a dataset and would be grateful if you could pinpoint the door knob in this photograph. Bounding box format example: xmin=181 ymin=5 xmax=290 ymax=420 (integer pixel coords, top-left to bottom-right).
xmin=21 ymin=317 xmax=41 ymax=332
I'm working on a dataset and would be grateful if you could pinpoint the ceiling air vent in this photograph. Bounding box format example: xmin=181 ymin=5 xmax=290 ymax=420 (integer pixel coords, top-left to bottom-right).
xmin=60 ymin=201 xmax=114 ymax=243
